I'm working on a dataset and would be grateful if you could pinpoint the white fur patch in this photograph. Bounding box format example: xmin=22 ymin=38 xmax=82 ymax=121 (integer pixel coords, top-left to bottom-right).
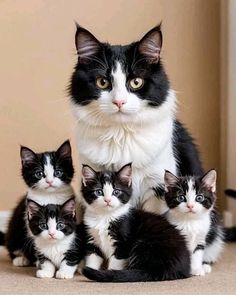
xmin=36 ymin=260 xmax=55 ymax=278
xmin=56 ymin=260 xmax=77 ymax=279
xmin=13 ymin=256 xmax=30 ymax=267
xmin=85 ymin=253 xmax=103 ymax=270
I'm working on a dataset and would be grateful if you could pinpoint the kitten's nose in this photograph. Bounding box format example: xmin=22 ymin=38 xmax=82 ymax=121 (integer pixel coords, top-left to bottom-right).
xmin=46 ymin=180 xmax=53 ymax=185
xmin=104 ymin=197 xmax=112 ymax=205
xmin=112 ymin=99 xmax=126 ymax=108
xmin=49 ymin=232 xmax=55 ymax=238
xmin=187 ymin=204 xmax=194 ymax=209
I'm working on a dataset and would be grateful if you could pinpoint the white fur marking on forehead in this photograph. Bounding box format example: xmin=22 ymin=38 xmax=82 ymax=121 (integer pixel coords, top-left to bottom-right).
xmin=111 ymin=62 xmax=129 ymax=100
xmin=103 ymin=182 xmax=114 ymax=198
xmin=186 ymin=178 xmax=196 ymax=202
xmin=47 ymin=218 xmax=57 ymax=233
xmin=44 ymin=156 xmax=54 ymax=181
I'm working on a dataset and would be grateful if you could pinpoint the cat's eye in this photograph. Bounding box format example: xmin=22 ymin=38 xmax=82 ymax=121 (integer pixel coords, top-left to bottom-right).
xmin=39 ymin=223 xmax=48 ymax=230
xmin=57 ymin=222 xmax=65 ymax=230
xmin=113 ymin=189 xmax=121 ymax=197
xmin=54 ymin=170 xmax=63 ymax=178
xmin=176 ymin=195 xmax=186 ymax=202
xmin=129 ymin=78 xmax=144 ymax=90
xmin=96 ymin=77 xmax=110 ymax=89
xmin=95 ymin=189 xmax=103 ymax=196
xmin=35 ymin=171 xmax=44 ymax=179
xmin=196 ymin=194 xmax=205 ymax=203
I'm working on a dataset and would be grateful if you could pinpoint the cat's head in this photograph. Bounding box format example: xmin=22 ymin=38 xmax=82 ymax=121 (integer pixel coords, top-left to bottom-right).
xmin=70 ymin=25 xmax=173 ymax=126
xmin=81 ymin=163 xmax=132 ymax=212
xmin=27 ymin=198 xmax=76 ymax=241
xmin=20 ymin=140 xmax=74 ymax=192
xmin=164 ymin=170 xmax=217 ymax=216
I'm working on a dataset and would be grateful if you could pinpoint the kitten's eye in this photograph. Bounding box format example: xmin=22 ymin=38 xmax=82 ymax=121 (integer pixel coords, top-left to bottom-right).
xmin=196 ymin=194 xmax=205 ymax=202
xmin=39 ymin=223 xmax=48 ymax=230
xmin=96 ymin=77 xmax=110 ymax=89
xmin=113 ymin=189 xmax=121 ymax=197
xmin=57 ymin=222 xmax=65 ymax=230
xmin=176 ymin=195 xmax=186 ymax=202
xmin=35 ymin=171 xmax=44 ymax=179
xmin=95 ymin=189 xmax=103 ymax=196
xmin=129 ymin=78 xmax=144 ymax=90
xmin=54 ymin=170 xmax=63 ymax=178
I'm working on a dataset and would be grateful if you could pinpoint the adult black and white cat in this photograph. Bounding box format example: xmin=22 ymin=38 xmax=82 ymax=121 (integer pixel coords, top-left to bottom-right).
xmin=164 ymin=170 xmax=224 ymax=276
xmin=70 ymin=24 xmax=203 ymax=213
xmin=81 ymin=164 xmax=191 ymax=282
xmin=4 ymin=140 xmax=75 ymax=266
xmin=27 ymin=198 xmax=85 ymax=279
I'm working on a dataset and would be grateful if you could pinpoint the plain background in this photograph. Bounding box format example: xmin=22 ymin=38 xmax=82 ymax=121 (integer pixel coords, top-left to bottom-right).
xmin=0 ymin=0 xmax=222 ymax=210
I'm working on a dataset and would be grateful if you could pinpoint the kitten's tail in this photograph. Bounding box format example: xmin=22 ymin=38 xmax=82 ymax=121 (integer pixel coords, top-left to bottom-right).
xmin=0 ymin=231 xmax=5 ymax=246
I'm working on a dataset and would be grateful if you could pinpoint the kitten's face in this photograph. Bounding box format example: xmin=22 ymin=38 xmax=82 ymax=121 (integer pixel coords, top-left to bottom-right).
xmin=70 ymin=25 xmax=170 ymax=126
xmin=27 ymin=198 xmax=76 ymax=241
xmin=164 ymin=170 xmax=217 ymax=217
xmin=81 ymin=164 xmax=132 ymax=212
xmin=20 ymin=140 xmax=74 ymax=192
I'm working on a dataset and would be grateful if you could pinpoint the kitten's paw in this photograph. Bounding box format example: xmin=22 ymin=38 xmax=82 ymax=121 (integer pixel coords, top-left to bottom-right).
xmin=56 ymin=270 xmax=74 ymax=279
xmin=203 ymin=264 xmax=212 ymax=274
xmin=13 ymin=256 xmax=30 ymax=267
xmin=36 ymin=269 xmax=54 ymax=278
xmin=191 ymin=267 xmax=206 ymax=276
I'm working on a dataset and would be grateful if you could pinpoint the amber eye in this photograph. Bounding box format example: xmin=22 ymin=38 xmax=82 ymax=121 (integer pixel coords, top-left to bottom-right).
xmin=96 ymin=77 xmax=110 ymax=89
xmin=129 ymin=78 xmax=144 ymax=90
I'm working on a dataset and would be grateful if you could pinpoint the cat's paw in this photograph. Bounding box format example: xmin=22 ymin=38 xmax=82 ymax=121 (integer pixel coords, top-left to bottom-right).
xmin=56 ymin=270 xmax=74 ymax=279
xmin=36 ymin=269 xmax=54 ymax=278
xmin=191 ymin=266 xmax=206 ymax=276
xmin=13 ymin=256 xmax=30 ymax=267
xmin=203 ymin=264 xmax=212 ymax=274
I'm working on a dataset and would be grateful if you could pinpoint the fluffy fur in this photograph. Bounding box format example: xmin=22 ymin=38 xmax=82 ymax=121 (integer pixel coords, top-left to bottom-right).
xmin=70 ymin=25 xmax=203 ymax=214
xmin=164 ymin=170 xmax=224 ymax=276
xmin=81 ymin=164 xmax=191 ymax=282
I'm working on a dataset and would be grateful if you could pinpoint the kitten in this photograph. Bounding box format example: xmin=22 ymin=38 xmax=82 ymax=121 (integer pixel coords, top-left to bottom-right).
xmin=70 ymin=24 xmax=203 ymax=214
xmin=5 ymin=140 xmax=76 ymax=267
xmin=27 ymin=198 xmax=85 ymax=279
xmin=81 ymin=164 xmax=191 ymax=282
xmin=164 ymin=170 xmax=224 ymax=276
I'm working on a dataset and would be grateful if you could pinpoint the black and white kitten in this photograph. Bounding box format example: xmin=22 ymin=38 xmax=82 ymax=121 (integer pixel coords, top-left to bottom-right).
xmin=81 ymin=164 xmax=191 ymax=282
xmin=164 ymin=170 xmax=224 ymax=276
xmin=27 ymin=198 xmax=85 ymax=279
xmin=5 ymin=140 xmax=75 ymax=266
xmin=70 ymin=25 xmax=203 ymax=214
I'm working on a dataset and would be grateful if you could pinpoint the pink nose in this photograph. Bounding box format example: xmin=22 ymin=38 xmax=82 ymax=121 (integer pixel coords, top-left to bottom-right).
xmin=112 ymin=99 xmax=126 ymax=108
xmin=104 ymin=198 xmax=112 ymax=205
xmin=46 ymin=180 xmax=53 ymax=185
xmin=187 ymin=204 xmax=194 ymax=209
xmin=49 ymin=233 xmax=55 ymax=238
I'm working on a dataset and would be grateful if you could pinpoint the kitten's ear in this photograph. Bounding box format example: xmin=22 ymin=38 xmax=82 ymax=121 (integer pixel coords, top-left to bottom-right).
xmin=20 ymin=146 xmax=37 ymax=165
xmin=27 ymin=200 xmax=41 ymax=220
xmin=61 ymin=198 xmax=76 ymax=218
xmin=56 ymin=140 xmax=71 ymax=159
xmin=75 ymin=24 xmax=101 ymax=62
xmin=81 ymin=165 xmax=97 ymax=186
xmin=138 ymin=24 xmax=162 ymax=64
xmin=117 ymin=163 xmax=132 ymax=187
xmin=201 ymin=169 xmax=217 ymax=193
xmin=164 ymin=170 xmax=179 ymax=192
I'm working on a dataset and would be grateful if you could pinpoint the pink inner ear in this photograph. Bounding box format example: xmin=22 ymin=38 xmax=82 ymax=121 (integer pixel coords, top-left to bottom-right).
xmin=77 ymin=32 xmax=100 ymax=59
xmin=139 ymin=31 xmax=162 ymax=63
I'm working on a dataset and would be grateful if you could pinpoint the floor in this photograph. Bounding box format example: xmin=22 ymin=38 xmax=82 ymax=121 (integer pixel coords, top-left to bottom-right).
xmin=0 ymin=244 xmax=235 ymax=295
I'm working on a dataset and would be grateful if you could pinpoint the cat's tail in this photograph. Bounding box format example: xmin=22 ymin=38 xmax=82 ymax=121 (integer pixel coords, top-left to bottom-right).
xmin=0 ymin=231 xmax=5 ymax=246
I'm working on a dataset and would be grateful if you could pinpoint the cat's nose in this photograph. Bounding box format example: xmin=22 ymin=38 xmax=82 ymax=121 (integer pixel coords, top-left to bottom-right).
xmin=104 ymin=197 xmax=112 ymax=205
xmin=46 ymin=180 xmax=53 ymax=185
xmin=187 ymin=204 xmax=194 ymax=209
xmin=112 ymin=99 xmax=126 ymax=108
xmin=48 ymin=232 xmax=55 ymax=238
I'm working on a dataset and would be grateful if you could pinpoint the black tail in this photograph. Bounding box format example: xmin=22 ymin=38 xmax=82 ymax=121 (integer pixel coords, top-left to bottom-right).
xmin=0 ymin=231 xmax=5 ymax=246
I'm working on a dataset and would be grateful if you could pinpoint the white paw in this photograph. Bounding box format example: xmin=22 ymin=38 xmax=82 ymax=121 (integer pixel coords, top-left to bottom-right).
xmin=13 ymin=256 xmax=30 ymax=267
xmin=36 ymin=269 xmax=54 ymax=278
xmin=203 ymin=264 xmax=212 ymax=274
xmin=56 ymin=270 xmax=74 ymax=279
xmin=191 ymin=267 xmax=206 ymax=276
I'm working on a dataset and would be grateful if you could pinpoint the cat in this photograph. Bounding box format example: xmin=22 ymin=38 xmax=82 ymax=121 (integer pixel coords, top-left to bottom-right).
xmin=4 ymin=140 xmax=76 ymax=267
xmin=26 ymin=198 xmax=85 ymax=279
xmin=164 ymin=169 xmax=224 ymax=276
xmin=80 ymin=164 xmax=191 ymax=282
xmin=70 ymin=24 xmax=203 ymax=214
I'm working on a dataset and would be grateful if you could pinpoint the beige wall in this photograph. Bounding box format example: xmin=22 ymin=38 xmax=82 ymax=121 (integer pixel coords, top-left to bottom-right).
xmin=0 ymin=0 xmax=221 ymax=210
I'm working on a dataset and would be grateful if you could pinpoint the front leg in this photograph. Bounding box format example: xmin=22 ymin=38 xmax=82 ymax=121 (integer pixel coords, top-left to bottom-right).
xmin=108 ymin=256 xmax=126 ymax=270
xmin=191 ymin=245 xmax=206 ymax=276
xmin=85 ymin=253 xmax=103 ymax=270
xmin=36 ymin=260 xmax=55 ymax=278
xmin=56 ymin=260 xmax=77 ymax=279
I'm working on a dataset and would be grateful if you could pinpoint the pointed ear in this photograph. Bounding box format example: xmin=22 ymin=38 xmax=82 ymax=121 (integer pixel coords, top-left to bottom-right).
xmin=75 ymin=24 xmax=101 ymax=62
xmin=61 ymin=198 xmax=76 ymax=218
xmin=56 ymin=140 xmax=71 ymax=159
xmin=164 ymin=170 xmax=179 ymax=192
xmin=138 ymin=24 xmax=162 ymax=64
xmin=117 ymin=163 xmax=132 ymax=187
xmin=27 ymin=200 xmax=41 ymax=220
xmin=201 ymin=169 xmax=217 ymax=193
xmin=81 ymin=165 xmax=97 ymax=186
xmin=20 ymin=146 xmax=37 ymax=165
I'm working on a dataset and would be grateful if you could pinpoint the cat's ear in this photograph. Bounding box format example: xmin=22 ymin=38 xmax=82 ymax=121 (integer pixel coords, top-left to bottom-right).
xmin=56 ymin=140 xmax=71 ymax=159
xmin=138 ymin=24 xmax=162 ymax=64
xmin=164 ymin=170 xmax=179 ymax=192
xmin=201 ymin=169 xmax=217 ymax=193
xmin=117 ymin=163 xmax=132 ymax=187
xmin=20 ymin=146 xmax=37 ymax=165
xmin=61 ymin=198 xmax=76 ymax=218
xmin=81 ymin=165 xmax=97 ymax=186
xmin=75 ymin=24 xmax=101 ymax=62
xmin=27 ymin=200 xmax=41 ymax=220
